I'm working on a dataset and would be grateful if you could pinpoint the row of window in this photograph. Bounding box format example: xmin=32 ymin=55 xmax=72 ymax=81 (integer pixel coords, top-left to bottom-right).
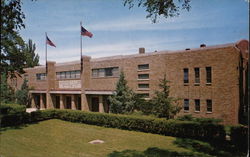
xmin=184 ymin=99 xmax=212 ymax=112
xmin=183 ymin=67 xmax=212 ymax=84
xmin=92 ymin=67 xmax=119 ymax=78
xmin=56 ymin=70 xmax=81 ymax=79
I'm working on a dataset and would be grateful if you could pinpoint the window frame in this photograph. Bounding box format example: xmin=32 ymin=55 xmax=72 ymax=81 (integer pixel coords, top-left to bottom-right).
xmin=206 ymin=99 xmax=212 ymax=113
xmin=138 ymin=64 xmax=149 ymax=70
xmin=138 ymin=83 xmax=149 ymax=89
xmin=194 ymin=67 xmax=200 ymax=84
xmin=184 ymin=99 xmax=189 ymax=111
xmin=206 ymin=67 xmax=212 ymax=84
xmin=138 ymin=74 xmax=149 ymax=80
xmin=195 ymin=99 xmax=200 ymax=112
xmin=183 ymin=68 xmax=189 ymax=83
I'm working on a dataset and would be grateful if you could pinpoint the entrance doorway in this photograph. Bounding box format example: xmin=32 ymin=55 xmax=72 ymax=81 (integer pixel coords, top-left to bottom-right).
xmin=91 ymin=97 xmax=99 ymax=112
xmin=77 ymin=96 xmax=81 ymax=110
xmin=55 ymin=96 xmax=60 ymax=109
xmin=34 ymin=94 xmax=40 ymax=108
xmin=66 ymin=96 xmax=71 ymax=109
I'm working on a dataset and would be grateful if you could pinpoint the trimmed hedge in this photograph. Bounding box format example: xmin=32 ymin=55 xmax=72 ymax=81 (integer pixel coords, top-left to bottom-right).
xmin=53 ymin=109 xmax=226 ymax=141
xmin=0 ymin=108 xmax=226 ymax=141
xmin=230 ymin=125 xmax=248 ymax=152
xmin=0 ymin=104 xmax=28 ymax=127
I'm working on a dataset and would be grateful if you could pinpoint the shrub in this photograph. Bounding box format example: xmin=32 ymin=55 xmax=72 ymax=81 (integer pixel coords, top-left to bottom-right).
xmin=177 ymin=115 xmax=222 ymax=124
xmin=0 ymin=104 xmax=28 ymax=127
xmin=230 ymin=125 xmax=248 ymax=152
xmin=50 ymin=109 xmax=225 ymax=141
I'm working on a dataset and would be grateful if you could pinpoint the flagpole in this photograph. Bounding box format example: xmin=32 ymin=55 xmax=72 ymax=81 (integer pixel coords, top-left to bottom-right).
xmin=80 ymin=21 xmax=83 ymax=72
xmin=45 ymin=32 xmax=48 ymax=73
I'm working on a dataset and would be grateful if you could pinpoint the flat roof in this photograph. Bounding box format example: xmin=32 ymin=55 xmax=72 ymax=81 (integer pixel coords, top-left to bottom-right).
xmin=24 ymin=41 xmax=238 ymax=70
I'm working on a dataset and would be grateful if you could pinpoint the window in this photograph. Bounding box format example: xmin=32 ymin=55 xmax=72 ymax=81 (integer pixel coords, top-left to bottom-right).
xmin=66 ymin=71 xmax=71 ymax=79
xmin=184 ymin=99 xmax=189 ymax=111
xmin=92 ymin=69 xmax=99 ymax=77
xmin=36 ymin=73 xmax=47 ymax=80
xmin=92 ymin=67 xmax=119 ymax=77
xmin=138 ymin=64 xmax=149 ymax=70
xmin=137 ymin=93 xmax=149 ymax=98
xmin=105 ymin=68 xmax=113 ymax=76
xmin=75 ymin=70 xmax=81 ymax=78
xmin=206 ymin=67 xmax=212 ymax=83
xmin=56 ymin=70 xmax=81 ymax=80
xmin=183 ymin=68 xmax=189 ymax=83
xmin=207 ymin=99 xmax=212 ymax=112
xmin=138 ymin=74 xmax=149 ymax=79
xmin=195 ymin=99 xmax=200 ymax=112
xmin=194 ymin=68 xmax=200 ymax=83
xmin=138 ymin=84 xmax=149 ymax=89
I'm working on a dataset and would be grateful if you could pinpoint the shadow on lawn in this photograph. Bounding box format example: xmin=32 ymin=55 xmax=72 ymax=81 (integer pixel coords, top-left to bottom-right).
xmin=107 ymin=147 xmax=211 ymax=157
xmin=0 ymin=121 xmax=39 ymax=133
xmin=108 ymin=139 xmax=247 ymax=157
xmin=173 ymin=138 xmax=247 ymax=157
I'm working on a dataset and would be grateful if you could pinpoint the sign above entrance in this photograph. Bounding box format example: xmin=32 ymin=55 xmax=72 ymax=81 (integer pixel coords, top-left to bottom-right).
xmin=59 ymin=80 xmax=81 ymax=89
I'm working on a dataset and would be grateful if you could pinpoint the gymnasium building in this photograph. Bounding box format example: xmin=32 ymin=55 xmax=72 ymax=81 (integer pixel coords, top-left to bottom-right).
xmin=9 ymin=39 xmax=249 ymax=124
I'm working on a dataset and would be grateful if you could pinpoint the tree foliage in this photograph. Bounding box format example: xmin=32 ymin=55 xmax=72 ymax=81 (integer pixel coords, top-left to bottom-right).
xmin=123 ymin=0 xmax=191 ymax=23
xmin=0 ymin=73 xmax=16 ymax=104
xmin=149 ymin=74 xmax=181 ymax=118
xmin=1 ymin=0 xmax=26 ymax=76
xmin=16 ymin=79 xmax=30 ymax=107
xmin=24 ymin=39 xmax=39 ymax=68
xmin=109 ymin=71 xmax=136 ymax=114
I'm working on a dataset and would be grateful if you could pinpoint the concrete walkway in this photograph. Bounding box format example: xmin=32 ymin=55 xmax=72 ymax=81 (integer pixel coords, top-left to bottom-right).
xmin=26 ymin=108 xmax=38 ymax=113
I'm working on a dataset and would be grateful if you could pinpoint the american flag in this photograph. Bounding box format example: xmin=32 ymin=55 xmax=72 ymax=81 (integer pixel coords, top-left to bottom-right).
xmin=81 ymin=26 xmax=93 ymax=38
xmin=46 ymin=36 xmax=56 ymax=47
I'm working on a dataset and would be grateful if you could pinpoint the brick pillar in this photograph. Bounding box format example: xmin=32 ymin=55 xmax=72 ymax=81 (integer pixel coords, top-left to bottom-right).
xmin=46 ymin=93 xmax=54 ymax=109
xmin=99 ymin=95 xmax=104 ymax=113
xmin=81 ymin=56 xmax=91 ymax=111
xmin=31 ymin=94 xmax=35 ymax=108
xmin=46 ymin=61 xmax=56 ymax=109
xmin=71 ymin=95 xmax=76 ymax=110
xmin=40 ymin=94 xmax=45 ymax=109
xmin=60 ymin=94 xmax=64 ymax=109
xmin=81 ymin=94 xmax=89 ymax=111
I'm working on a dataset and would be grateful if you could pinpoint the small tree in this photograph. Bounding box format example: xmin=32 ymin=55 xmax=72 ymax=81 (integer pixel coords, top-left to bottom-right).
xmin=109 ymin=71 xmax=136 ymax=114
xmin=0 ymin=73 xmax=16 ymax=104
xmin=150 ymin=74 xmax=181 ymax=119
xmin=16 ymin=79 xmax=30 ymax=107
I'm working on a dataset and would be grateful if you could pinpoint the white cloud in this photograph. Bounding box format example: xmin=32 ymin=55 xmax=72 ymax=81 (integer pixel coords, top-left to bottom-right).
xmin=38 ymin=38 xmax=184 ymax=64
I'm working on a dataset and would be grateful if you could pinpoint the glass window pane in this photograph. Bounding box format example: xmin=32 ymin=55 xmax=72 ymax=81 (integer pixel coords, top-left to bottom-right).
xmin=138 ymin=84 xmax=149 ymax=88
xmin=184 ymin=99 xmax=189 ymax=111
xmin=92 ymin=69 xmax=98 ymax=77
xmin=99 ymin=69 xmax=105 ymax=77
xmin=194 ymin=68 xmax=200 ymax=83
xmin=195 ymin=99 xmax=200 ymax=111
xmin=75 ymin=70 xmax=81 ymax=78
xmin=138 ymin=64 xmax=149 ymax=70
xmin=66 ymin=71 xmax=71 ymax=79
xmin=112 ymin=67 xmax=119 ymax=77
xmin=105 ymin=68 xmax=113 ymax=76
xmin=206 ymin=67 xmax=212 ymax=83
xmin=183 ymin=68 xmax=189 ymax=83
xmin=71 ymin=71 xmax=76 ymax=79
xmin=138 ymin=74 xmax=149 ymax=79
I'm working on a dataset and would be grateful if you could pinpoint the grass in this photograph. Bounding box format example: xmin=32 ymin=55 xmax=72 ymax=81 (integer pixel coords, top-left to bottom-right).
xmin=0 ymin=119 xmax=245 ymax=157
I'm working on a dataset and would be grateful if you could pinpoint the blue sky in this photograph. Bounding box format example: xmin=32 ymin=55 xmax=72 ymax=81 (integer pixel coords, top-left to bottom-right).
xmin=20 ymin=0 xmax=249 ymax=64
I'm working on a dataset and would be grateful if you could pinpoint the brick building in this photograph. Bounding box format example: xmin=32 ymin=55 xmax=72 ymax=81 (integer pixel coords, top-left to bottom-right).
xmin=10 ymin=40 xmax=249 ymax=124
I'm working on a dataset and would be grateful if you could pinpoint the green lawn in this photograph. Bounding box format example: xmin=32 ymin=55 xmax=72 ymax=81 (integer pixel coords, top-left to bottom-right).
xmin=0 ymin=119 xmax=240 ymax=157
